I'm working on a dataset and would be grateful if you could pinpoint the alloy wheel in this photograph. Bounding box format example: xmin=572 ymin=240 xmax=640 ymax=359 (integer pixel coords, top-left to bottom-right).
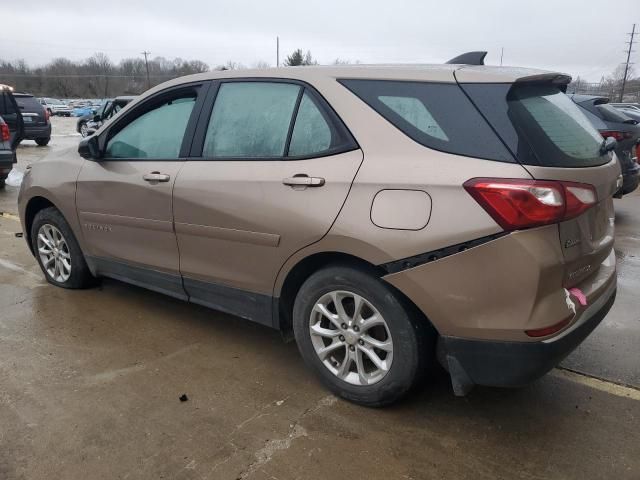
xmin=37 ymin=224 xmax=71 ymax=283
xmin=309 ymin=290 xmax=393 ymax=386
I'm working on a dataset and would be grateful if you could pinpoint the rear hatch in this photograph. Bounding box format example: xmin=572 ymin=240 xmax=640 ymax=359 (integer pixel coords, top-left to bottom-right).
xmin=14 ymin=94 xmax=47 ymax=126
xmin=458 ymin=79 xmax=619 ymax=288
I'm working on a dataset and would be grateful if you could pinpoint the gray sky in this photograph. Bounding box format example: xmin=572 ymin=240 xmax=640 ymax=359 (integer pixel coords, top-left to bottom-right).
xmin=1 ymin=0 xmax=638 ymax=82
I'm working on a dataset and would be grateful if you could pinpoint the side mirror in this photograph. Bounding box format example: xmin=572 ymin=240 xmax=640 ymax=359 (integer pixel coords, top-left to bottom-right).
xmin=602 ymin=136 xmax=617 ymax=154
xmin=78 ymin=135 xmax=101 ymax=160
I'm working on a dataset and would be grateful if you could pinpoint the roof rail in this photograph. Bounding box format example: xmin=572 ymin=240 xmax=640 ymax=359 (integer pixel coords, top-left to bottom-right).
xmin=445 ymin=51 xmax=487 ymax=66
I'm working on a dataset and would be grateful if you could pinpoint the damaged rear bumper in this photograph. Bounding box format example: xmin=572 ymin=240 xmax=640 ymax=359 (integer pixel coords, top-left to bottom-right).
xmin=439 ymin=279 xmax=616 ymax=396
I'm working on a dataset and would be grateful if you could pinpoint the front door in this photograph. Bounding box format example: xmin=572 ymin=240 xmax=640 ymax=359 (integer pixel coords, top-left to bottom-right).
xmin=76 ymin=84 xmax=206 ymax=298
xmin=173 ymin=80 xmax=362 ymax=324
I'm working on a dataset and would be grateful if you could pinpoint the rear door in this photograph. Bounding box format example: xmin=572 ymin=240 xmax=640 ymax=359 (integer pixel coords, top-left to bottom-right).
xmin=173 ymin=80 xmax=362 ymax=324
xmin=461 ymin=81 xmax=619 ymax=288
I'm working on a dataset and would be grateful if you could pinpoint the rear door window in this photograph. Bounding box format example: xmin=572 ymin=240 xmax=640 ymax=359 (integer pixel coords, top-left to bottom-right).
xmin=339 ymin=79 xmax=514 ymax=162
xmin=203 ymin=82 xmax=300 ymax=158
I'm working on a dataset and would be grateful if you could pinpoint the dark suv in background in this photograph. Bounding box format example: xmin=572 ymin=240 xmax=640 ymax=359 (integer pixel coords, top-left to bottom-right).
xmin=14 ymin=93 xmax=51 ymax=146
xmin=570 ymin=94 xmax=640 ymax=196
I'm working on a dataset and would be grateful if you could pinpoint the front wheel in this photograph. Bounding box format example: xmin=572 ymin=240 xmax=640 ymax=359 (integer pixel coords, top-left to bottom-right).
xmin=293 ymin=265 xmax=432 ymax=407
xmin=31 ymin=207 xmax=95 ymax=289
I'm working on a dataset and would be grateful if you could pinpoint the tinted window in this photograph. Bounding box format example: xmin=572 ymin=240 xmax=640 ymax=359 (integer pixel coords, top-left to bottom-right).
xmin=288 ymin=92 xmax=332 ymax=156
xmin=462 ymin=83 xmax=610 ymax=168
xmin=204 ymin=82 xmax=300 ymax=157
xmin=15 ymin=95 xmax=43 ymax=112
xmin=105 ymin=95 xmax=195 ymax=159
xmin=340 ymin=79 xmax=513 ymax=162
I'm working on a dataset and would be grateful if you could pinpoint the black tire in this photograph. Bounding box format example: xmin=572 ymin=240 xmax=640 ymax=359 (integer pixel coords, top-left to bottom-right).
xmin=35 ymin=137 xmax=50 ymax=147
xmin=0 ymin=177 xmax=5 ymax=189
xmin=31 ymin=207 xmax=95 ymax=289
xmin=293 ymin=265 xmax=433 ymax=407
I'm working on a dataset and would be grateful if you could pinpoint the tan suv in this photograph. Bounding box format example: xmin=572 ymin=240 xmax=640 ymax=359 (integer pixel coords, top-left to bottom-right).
xmin=18 ymin=58 xmax=619 ymax=406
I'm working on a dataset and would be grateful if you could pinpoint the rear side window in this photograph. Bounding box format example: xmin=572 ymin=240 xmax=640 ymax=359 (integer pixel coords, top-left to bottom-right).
xmin=204 ymin=82 xmax=300 ymax=157
xmin=339 ymin=79 xmax=514 ymax=162
xmin=462 ymin=83 xmax=610 ymax=168
xmin=202 ymin=82 xmax=357 ymax=159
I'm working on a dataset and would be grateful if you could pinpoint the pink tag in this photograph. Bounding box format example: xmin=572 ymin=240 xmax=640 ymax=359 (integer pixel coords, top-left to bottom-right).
xmin=569 ymin=288 xmax=588 ymax=306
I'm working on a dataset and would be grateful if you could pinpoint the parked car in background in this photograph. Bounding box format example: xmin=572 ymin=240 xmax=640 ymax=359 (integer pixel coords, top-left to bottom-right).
xmin=19 ymin=62 xmax=620 ymax=406
xmin=39 ymin=98 xmax=72 ymax=117
xmin=72 ymin=105 xmax=97 ymax=117
xmin=570 ymin=94 xmax=639 ymax=196
xmin=14 ymin=92 xmax=51 ymax=146
xmin=77 ymin=96 xmax=135 ymax=137
xmin=0 ymin=85 xmax=24 ymax=188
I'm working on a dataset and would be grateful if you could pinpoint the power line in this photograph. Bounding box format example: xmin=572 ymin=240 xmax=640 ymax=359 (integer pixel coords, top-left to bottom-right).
xmin=620 ymin=23 xmax=637 ymax=101
xmin=141 ymin=51 xmax=151 ymax=90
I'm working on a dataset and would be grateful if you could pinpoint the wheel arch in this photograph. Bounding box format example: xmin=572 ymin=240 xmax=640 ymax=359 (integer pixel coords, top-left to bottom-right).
xmin=274 ymin=251 xmax=439 ymax=338
xmin=23 ymin=195 xmax=58 ymax=254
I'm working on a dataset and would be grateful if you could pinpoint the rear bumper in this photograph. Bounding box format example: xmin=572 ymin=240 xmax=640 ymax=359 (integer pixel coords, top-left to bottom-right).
xmin=23 ymin=124 xmax=51 ymax=140
xmin=440 ymin=279 xmax=616 ymax=395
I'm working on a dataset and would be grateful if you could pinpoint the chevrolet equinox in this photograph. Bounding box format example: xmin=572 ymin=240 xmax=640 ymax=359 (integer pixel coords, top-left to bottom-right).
xmin=18 ymin=58 xmax=619 ymax=406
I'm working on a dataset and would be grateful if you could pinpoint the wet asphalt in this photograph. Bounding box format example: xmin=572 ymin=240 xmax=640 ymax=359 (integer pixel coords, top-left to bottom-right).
xmin=0 ymin=117 xmax=638 ymax=480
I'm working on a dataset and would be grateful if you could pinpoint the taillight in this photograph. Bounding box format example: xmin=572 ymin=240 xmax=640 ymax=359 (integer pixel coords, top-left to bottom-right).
xmin=44 ymin=109 xmax=50 ymax=123
xmin=635 ymin=142 xmax=640 ymax=163
xmin=464 ymin=178 xmax=597 ymax=231
xmin=0 ymin=123 xmax=9 ymax=142
xmin=525 ymin=315 xmax=573 ymax=337
xmin=600 ymin=130 xmax=633 ymax=141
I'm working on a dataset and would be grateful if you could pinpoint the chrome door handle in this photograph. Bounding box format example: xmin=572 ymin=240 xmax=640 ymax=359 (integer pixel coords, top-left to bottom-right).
xmin=143 ymin=172 xmax=170 ymax=182
xmin=283 ymin=175 xmax=325 ymax=187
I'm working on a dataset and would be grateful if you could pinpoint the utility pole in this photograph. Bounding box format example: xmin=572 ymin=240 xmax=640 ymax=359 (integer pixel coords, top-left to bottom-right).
xmin=141 ymin=51 xmax=151 ymax=90
xmin=276 ymin=37 xmax=280 ymax=67
xmin=500 ymin=47 xmax=504 ymax=66
xmin=620 ymin=23 xmax=637 ymax=102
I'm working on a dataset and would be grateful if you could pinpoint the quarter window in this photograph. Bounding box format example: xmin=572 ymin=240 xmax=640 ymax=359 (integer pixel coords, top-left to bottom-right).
xmin=288 ymin=92 xmax=332 ymax=156
xmin=105 ymin=94 xmax=196 ymax=159
xmin=203 ymin=82 xmax=300 ymax=158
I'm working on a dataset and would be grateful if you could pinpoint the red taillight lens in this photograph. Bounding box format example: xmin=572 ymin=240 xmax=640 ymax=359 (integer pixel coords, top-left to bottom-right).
xmin=0 ymin=123 xmax=9 ymax=142
xmin=464 ymin=178 xmax=597 ymax=231
xmin=525 ymin=315 xmax=573 ymax=338
xmin=44 ymin=109 xmax=50 ymax=123
xmin=600 ymin=130 xmax=632 ymax=141
xmin=635 ymin=142 xmax=640 ymax=163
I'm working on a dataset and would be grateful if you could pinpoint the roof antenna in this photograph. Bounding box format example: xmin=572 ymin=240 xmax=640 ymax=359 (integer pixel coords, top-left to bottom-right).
xmin=445 ymin=51 xmax=488 ymax=66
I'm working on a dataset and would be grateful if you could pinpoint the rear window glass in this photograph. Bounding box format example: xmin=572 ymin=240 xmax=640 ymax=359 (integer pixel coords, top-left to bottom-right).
xmin=15 ymin=95 xmax=42 ymax=111
xmin=339 ymin=79 xmax=514 ymax=163
xmin=597 ymin=104 xmax=637 ymax=124
xmin=462 ymin=83 xmax=610 ymax=168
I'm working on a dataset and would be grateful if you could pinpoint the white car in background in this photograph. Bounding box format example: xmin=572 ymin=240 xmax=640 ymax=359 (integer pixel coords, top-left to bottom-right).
xmin=39 ymin=98 xmax=72 ymax=117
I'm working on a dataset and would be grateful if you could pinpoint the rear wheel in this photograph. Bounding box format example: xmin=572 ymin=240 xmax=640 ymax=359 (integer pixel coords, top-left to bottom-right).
xmin=35 ymin=137 xmax=50 ymax=147
xmin=31 ymin=207 xmax=94 ymax=289
xmin=0 ymin=177 xmax=5 ymax=189
xmin=293 ymin=265 xmax=432 ymax=407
